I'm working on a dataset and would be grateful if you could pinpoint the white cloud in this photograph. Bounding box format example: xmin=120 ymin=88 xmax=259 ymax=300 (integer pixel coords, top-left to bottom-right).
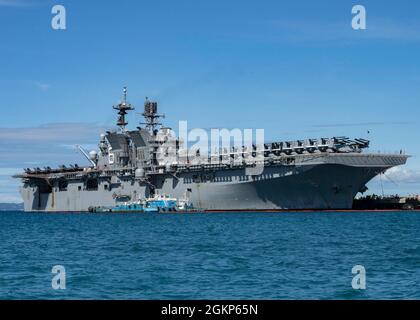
xmin=0 ymin=168 xmax=21 ymax=175
xmin=0 ymin=123 xmax=110 ymax=143
xmin=0 ymin=194 xmax=22 ymax=203
xmin=0 ymin=125 xmax=115 ymax=203
xmin=383 ymin=166 xmax=420 ymax=184
xmin=0 ymin=122 xmax=112 ymax=173
xmin=0 ymin=172 xmax=22 ymax=203
xmin=34 ymin=81 xmax=50 ymax=91
xmin=0 ymin=122 xmax=113 ymax=202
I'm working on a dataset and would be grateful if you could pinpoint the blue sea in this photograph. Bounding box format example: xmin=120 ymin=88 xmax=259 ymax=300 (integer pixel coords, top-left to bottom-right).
xmin=0 ymin=211 xmax=419 ymax=300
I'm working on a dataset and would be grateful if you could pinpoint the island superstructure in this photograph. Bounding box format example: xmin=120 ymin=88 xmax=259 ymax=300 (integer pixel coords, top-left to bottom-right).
xmin=14 ymin=88 xmax=409 ymax=212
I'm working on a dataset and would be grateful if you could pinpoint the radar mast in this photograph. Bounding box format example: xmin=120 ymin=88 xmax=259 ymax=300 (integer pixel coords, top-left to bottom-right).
xmin=113 ymin=87 xmax=134 ymax=132
xmin=141 ymin=97 xmax=164 ymax=134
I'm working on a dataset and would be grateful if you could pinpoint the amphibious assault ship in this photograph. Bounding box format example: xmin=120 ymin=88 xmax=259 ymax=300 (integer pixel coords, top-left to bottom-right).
xmin=15 ymin=88 xmax=409 ymax=212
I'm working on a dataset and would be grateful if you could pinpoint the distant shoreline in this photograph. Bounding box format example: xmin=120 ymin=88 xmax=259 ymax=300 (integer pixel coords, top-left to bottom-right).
xmin=0 ymin=203 xmax=23 ymax=211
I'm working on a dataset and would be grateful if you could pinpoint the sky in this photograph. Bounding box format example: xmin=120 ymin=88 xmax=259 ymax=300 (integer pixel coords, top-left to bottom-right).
xmin=0 ymin=0 xmax=420 ymax=202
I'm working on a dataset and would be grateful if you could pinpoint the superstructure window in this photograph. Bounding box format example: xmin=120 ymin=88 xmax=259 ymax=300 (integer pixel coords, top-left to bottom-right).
xmin=58 ymin=180 xmax=68 ymax=191
xmin=109 ymin=153 xmax=115 ymax=164
xmin=86 ymin=179 xmax=98 ymax=191
xmin=38 ymin=182 xmax=52 ymax=194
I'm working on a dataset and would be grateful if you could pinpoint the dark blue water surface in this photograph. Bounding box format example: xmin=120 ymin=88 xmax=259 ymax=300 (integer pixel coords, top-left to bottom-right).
xmin=1 ymin=211 xmax=420 ymax=300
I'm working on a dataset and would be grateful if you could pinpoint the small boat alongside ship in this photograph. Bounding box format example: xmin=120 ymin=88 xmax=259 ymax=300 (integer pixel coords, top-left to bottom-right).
xmin=88 ymin=194 xmax=197 ymax=213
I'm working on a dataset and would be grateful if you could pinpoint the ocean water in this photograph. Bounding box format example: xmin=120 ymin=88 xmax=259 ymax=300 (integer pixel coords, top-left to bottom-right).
xmin=0 ymin=210 xmax=420 ymax=300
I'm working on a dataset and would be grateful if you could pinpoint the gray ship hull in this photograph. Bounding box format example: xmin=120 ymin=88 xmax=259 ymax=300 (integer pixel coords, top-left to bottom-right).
xmin=19 ymin=153 xmax=408 ymax=212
